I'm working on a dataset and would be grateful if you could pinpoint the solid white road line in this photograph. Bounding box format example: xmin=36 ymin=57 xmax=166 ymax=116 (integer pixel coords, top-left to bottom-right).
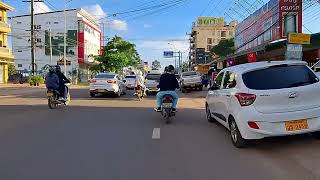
xmin=152 ymin=128 xmax=160 ymax=139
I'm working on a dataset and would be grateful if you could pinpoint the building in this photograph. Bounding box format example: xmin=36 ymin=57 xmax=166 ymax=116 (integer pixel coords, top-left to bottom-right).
xmin=0 ymin=1 xmax=14 ymax=83
xmin=9 ymin=8 xmax=102 ymax=82
xmin=189 ymin=17 xmax=237 ymax=65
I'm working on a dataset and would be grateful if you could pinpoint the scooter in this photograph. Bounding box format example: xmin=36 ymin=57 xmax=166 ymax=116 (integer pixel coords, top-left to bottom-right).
xmin=47 ymin=83 xmax=70 ymax=109
xmin=160 ymin=94 xmax=176 ymax=124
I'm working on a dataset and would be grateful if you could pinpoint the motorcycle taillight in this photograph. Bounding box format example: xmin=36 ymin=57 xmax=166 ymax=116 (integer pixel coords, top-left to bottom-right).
xmin=163 ymin=96 xmax=173 ymax=103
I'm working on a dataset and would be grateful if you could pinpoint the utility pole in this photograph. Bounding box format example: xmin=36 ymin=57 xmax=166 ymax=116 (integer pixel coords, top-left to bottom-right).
xmin=63 ymin=0 xmax=67 ymax=75
xmin=30 ymin=0 xmax=36 ymax=75
xmin=49 ymin=29 xmax=53 ymax=65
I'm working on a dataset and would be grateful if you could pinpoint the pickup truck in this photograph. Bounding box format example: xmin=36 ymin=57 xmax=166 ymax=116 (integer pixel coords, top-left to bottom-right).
xmin=179 ymin=71 xmax=202 ymax=92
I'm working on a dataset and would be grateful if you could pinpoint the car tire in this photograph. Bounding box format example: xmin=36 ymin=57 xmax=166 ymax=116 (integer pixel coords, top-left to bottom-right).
xmin=116 ymin=90 xmax=121 ymax=97
xmin=181 ymin=88 xmax=187 ymax=93
xmin=229 ymin=118 xmax=248 ymax=148
xmin=311 ymin=131 xmax=320 ymax=139
xmin=90 ymin=92 xmax=95 ymax=98
xmin=206 ymin=104 xmax=216 ymax=123
xmin=199 ymin=86 xmax=203 ymax=91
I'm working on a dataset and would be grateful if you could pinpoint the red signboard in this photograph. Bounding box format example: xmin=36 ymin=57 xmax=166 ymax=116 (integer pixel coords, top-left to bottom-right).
xmin=247 ymin=52 xmax=257 ymax=63
xmin=78 ymin=32 xmax=84 ymax=64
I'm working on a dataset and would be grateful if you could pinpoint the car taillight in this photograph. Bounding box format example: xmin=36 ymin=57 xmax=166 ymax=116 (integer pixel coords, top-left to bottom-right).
xmin=235 ymin=93 xmax=256 ymax=106
xmin=89 ymin=79 xmax=96 ymax=83
xmin=107 ymin=80 xmax=117 ymax=84
xmin=248 ymin=121 xmax=259 ymax=129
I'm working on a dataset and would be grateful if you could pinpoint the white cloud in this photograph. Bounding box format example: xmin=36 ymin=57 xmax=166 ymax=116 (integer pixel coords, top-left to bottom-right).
xmin=143 ymin=24 xmax=152 ymax=28
xmin=109 ymin=20 xmax=128 ymax=31
xmin=83 ymin=4 xmax=107 ymax=19
xmin=34 ymin=2 xmax=51 ymax=14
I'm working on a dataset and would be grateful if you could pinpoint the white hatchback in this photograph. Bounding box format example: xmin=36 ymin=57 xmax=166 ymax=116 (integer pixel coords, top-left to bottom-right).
xmin=206 ymin=61 xmax=320 ymax=148
xmin=89 ymin=73 xmax=126 ymax=97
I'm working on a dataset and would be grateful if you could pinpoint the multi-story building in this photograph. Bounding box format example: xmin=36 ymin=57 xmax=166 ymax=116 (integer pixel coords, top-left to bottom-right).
xmin=10 ymin=8 xmax=102 ymax=82
xmin=189 ymin=17 xmax=237 ymax=65
xmin=0 ymin=1 xmax=14 ymax=83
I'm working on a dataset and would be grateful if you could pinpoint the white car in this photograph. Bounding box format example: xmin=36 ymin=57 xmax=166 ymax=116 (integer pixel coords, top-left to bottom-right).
xmin=89 ymin=73 xmax=126 ymax=97
xmin=124 ymin=75 xmax=136 ymax=89
xmin=145 ymin=73 xmax=161 ymax=94
xmin=179 ymin=71 xmax=203 ymax=92
xmin=206 ymin=61 xmax=320 ymax=148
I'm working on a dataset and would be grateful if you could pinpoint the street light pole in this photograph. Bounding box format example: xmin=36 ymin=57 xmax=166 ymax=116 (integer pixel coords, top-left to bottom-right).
xmin=63 ymin=0 xmax=67 ymax=75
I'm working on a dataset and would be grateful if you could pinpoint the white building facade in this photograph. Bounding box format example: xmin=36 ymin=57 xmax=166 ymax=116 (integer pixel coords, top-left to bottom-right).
xmin=10 ymin=8 xmax=102 ymax=82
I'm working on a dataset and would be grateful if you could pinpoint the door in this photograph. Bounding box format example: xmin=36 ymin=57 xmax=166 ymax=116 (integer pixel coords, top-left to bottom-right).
xmin=0 ymin=65 xmax=3 ymax=83
xmin=207 ymin=71 xmax=224 ymax=120
xmin=219 ymin=71 xmax=237 ymax=126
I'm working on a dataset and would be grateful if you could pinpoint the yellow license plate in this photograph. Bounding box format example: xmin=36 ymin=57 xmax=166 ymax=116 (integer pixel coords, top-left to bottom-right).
xmin=162 ymin=103 xmax=173 ymax=108
xmin=285 ymin=119 xmax=309 ymax=131
xmin=47 ymin=92 xmax=53 ymax=96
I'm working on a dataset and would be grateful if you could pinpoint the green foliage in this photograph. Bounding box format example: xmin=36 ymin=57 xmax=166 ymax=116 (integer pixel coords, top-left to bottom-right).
xmin=90 ymin=36 xmax=141 ymax=74
xmin=8 ymin=64 xmax=16 ymax=75
xmin=151 ymin=60 xmax=161 ymax=70
xmin=181 ymin=61 xmax=190 ymax=72
xmin=28 ymin=75 xmax=44 ymax=86
xmin=211 ymin=38 xmax=235 ymax=58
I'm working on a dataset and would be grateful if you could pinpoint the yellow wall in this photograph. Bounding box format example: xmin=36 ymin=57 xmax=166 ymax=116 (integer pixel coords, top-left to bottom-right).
xmin=3 ymin=63 xmax=8 ymax=83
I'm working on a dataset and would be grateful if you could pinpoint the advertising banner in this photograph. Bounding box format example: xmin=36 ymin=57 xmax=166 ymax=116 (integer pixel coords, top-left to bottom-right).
xmin=197 ymin=17 xmax=225 ymax=26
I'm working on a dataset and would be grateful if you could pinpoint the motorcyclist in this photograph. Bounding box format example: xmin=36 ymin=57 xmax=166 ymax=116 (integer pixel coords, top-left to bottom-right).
xmin=154 ymin=65 xmax=179 ymax=112
xmin=55 ymin=65 xmax=70 ymax=100
xmin=45 ymin=66 xmax=59 ymax=91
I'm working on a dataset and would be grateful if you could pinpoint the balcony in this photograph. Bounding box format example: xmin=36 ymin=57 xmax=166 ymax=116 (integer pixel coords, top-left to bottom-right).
xmin=0 ymin=47 xmax=14 ymax=59
xmin=0 ymin=21 xmax=10 ymax=33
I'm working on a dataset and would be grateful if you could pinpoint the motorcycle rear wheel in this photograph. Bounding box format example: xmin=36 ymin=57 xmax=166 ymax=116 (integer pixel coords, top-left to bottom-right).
xmin=48 ymin=97 xmax=57 ymax=109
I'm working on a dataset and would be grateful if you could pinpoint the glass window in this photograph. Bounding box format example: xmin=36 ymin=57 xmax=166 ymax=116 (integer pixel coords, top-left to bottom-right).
xmin=95 ymin=74 xmax=116 ymax=79
xmin=145 ymin=74 xmax=161 ymax=81
xmin=223 ymin=71 xmax=237 ymax=89
xmin=284 ymin=14 xmax=297 ymax=36
xmin=242 ymin=65 xmax=319 ymax=90
xmin=18 ymin=64 xmax=22 ymax=67
xmin=125 ymin=75 xmax=136 ymax=79
xmin=207 ymin=45 xmax=212 ymax=51
xmin=182 ymin=71 xmax=197 ymax=77
xmin=214 ymin=72 xmax=224 ymax=88
xmin=207 ymin=38 xmax=212 ymax=44
xmin=221 ymin=31 xmax=227 ymax=37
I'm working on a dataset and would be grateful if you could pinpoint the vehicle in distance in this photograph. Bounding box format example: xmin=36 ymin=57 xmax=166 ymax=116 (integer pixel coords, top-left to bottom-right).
xmin=124 ymin=75 xmax=136 ymax=89
xmin=89 ymin=73 xmax=126 ymax=97
xmin=145 ymin=73 xmax=161 ymax=94
xmin=179 ymin=71 xmax=202 ymax=92
xmin=206 ymin=61 xmax=320 ymax=148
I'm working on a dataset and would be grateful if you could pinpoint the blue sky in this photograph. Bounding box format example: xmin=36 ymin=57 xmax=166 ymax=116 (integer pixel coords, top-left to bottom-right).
xmin=5 ymin=0 xmax=320 ymax=67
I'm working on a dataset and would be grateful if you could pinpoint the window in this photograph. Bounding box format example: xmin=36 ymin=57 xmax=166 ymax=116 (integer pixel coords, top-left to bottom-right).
xmin=17 ymin=50 xmax=22 ymax=52
xmin=16 ymin=21 xmax=22 ymax=24
xmin=207 ymin=38 xmax=212 ymax=44
xmin=214 ymin=72 xmax=224 ymax=88
xmin=145 ymin=74 xmax=161 ymax=81
xmin=284 ymin=14 xmax=297 ymax=36
xmin=207 ymin=45 xmax=212 ymax=51
xmin=46 ymin=22 xmax=51 ymax=25
xmin=242 ymin=65 xmax=319 ymax=90
xmin=54 ymin=22 xmax=59 ymax=24
xmin=221 ymin=31 xmax=227 ymax=37
xmin=95 ymin=74 xmax=116 ymax=79
xmin=0 ymin=41 xmax=2 ymax=47
xmin=223 ymin=71 xmax=237 ymax=89
xmin=36 ymin=38 xmax=42 ymax=43
xmin=18 ymin=64 xmax=22 ymax=67
xmin=182 ymin=71 xmax=197 ymax=77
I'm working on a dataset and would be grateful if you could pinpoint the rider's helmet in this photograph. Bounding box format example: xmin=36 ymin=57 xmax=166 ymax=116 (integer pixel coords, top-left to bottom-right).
xmin=166 ymin=65 xmax=175 ymax=73
xmin=48 ymin=66 xmax=55 ymax=74
xmin=55 ymin=65 xmax=61 ymax=73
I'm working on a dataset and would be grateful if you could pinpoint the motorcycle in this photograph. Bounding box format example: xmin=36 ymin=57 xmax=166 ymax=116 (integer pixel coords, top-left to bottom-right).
xmin=135 ymin=85 xmax=144 ymax=101
xmin=47 ymin=83 xmax=70 ymax=109
xmin=161 ymin=94 xmax=176 ymax=124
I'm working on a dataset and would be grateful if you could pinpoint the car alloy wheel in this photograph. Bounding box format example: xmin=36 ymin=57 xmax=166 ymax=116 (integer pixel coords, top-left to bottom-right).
xmin=229 ymin=119 xmax=248 ymax=148
xmin=206 ymin=105 xmax=215 ymax=123
xmin=230 ymin=121 xmax=238 ymax=143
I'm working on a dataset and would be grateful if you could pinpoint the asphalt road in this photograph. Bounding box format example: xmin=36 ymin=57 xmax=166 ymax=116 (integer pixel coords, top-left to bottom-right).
xmin=0 ymin=86 xmax=320 ymax=180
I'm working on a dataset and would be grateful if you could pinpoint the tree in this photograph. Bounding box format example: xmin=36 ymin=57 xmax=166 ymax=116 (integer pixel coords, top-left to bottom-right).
xmin=211 ymin=38 xmax=235 ymax=58
xmin=8 ymin=64 xmax=16 ymax=75
xmin=181 ymin=61 xmax=190 ymax=72
xmin=90 ymin=36 xmax=141 ymax=74
xmin=151 ymin=60 xmax=161 ymax=70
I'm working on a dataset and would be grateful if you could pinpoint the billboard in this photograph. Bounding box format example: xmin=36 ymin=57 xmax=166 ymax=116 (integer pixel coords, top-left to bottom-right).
xmin=163 ymin=51 xmax=174 ymax=58
xmin=235 ymin=0 xmax=302 ymax=53
xmin=197 ymin=17 xmax=225 ymax=27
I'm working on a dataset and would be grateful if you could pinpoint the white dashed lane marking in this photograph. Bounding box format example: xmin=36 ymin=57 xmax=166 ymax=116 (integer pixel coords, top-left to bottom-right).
xmin=152 ymin=128 xmax=160 ymax=139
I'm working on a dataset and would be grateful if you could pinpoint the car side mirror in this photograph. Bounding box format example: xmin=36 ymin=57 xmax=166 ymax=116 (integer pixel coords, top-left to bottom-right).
xmin=209 ymin=83 xmax=220 ymax=90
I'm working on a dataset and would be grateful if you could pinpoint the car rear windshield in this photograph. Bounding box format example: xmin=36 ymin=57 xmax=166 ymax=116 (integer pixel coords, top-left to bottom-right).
xmin=182 ymin=72 xmax=197 ymax=77
xmin=146 ymin=74 xmax=161 ymax=81
xmin=125 ymin=75 xmax=136 ymax=79
xmin=95 ymin=74 xmax=115 ymax=79
xmin=242 ymin=64 xmax=319 ymax=90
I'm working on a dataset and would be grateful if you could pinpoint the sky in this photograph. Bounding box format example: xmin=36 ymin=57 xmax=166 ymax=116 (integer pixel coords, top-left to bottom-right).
xmin=5 ymin=0 xmax=320 ymax=67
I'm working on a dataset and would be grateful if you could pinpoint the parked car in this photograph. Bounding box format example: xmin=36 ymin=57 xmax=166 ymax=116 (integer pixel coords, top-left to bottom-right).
xmin=89 ymin=73 xmax=126 ymax=97
xmin=145 ymin=73 xmax=161 ymax=94
xmin=124 ymin=75 xmax=136 ymax=89
xmin=206 ymin=61 xmax=320 ymax=148
xmin=179 ymin=71 xmax=202 ymax=92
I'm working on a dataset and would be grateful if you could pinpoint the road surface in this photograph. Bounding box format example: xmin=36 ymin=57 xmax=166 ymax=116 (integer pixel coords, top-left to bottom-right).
xmin=0 ymin=86 xmax=320 ymax=180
